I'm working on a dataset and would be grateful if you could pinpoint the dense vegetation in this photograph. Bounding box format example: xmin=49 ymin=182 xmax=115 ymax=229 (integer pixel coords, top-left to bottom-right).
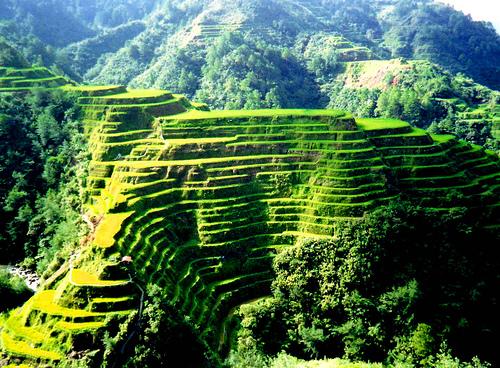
xmin=1 ymin=0 xmax=499 ymax=89
xmin=0 ymin=268 xmax=32 ymax=311
xmin=194 ymin=33 xmax=321 ymax=109
xmin=2 ymin=1 xmax=498 ymax=151
xmin=327 ymin=61 xmax=499 ymax=150
xmin=0 ymin=38 xmax=28 ymax=68
xmin=120 ymin=285 xmax=217 ymax=368
xmin=381 ymin=0 xmax=500 ymax=89
xmin=0 ymin=90 xmax=88 ymax=271
xmin=0 ymin=1 xmax=499 ymax=367
xmin=231 ymin=202 xmax=498 ymax=366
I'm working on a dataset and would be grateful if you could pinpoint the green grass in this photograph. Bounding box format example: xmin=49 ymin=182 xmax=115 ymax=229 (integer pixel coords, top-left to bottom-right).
xmin=69 ymin=269 xmax=129 ymax=287
xmin=79 ymin=97 xmax=181 ymax=108
xmin=162 ymin=108 xmax=349 ymax=120
xmin=94 ymin=212 xmax=134 ymax=248
xmin=55 ymin=321 xmax=105 ymax=332
xmin=0 ymin=330 xmax=63 ymax=360
xmin=99 ymin=89 xmax=170 ymax=99
xmin=431 ymin=134 xmax=456 ymax=143
xmin=95 ymin=153 xmax=304 ymax=169
xmin=166 ymin=137 xmax=237 ymax=145
xmin=63 ymin=85 xmax=123 ymax=92
xmin=31 ymin=290 xmax=103 ymax=318
xmin=356 ymin=118 xmax=410 ymax=130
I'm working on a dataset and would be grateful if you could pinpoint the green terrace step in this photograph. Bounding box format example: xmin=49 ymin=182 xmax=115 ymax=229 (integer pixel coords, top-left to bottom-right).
xmin=77 ymin=104 xmax=500 ymax=358
xmin=391 ymin=164 xmax=458 ymax=177
xmin=299 ymin=181 xmax=387 ymax=194
xmin=0 ymin=76 xmax=24 ymax=85
xmin=5 ymin=79 xmax=499 ymax=364
xmin=94 ymin=153 xmax=306 ymax=170
xmin=376 ymin=144 xmax=448 ymax=156
xmin=203 ymin=279 xmax=273 ymax=348
xmin=69 ymin=269 xmax=130 ymax=287
xmin=78 ymin=89 xmax=174 ymax=105
xmin=0 ymin=67 xmax=53 ymax=78
xmin=3 ymin=313 xmax=53 ymax=345
xmin=160 ymin=108 xmax=352 ymax=124
xmin=384 ymin=152 xmax=451 ymax=166
xmin=91 ymin=129 xmax=154 ymax=143
xmin=55 ymin=321 xmax=106 ymax=333
xmin=0 ymin=67 xmax=69 ymax=92
xmin=0 ymin=330 xmax=63 ymax=361
xmin=87 ymin=101 xmax=187 ymax=117
xmin=64 ymin=85 xmax=128 ymax=97
xmin=197 ymin=272 xmax=274 ymax=329
xmin=205 ymin=161 xmax=316 ymax=176
xmin=226 ymin=139 xmax=373 ymax=150
xmin=160 ymin=123 xmax=340 ymax=138
xmin=29 ymin=290 xmax=105 ymax=320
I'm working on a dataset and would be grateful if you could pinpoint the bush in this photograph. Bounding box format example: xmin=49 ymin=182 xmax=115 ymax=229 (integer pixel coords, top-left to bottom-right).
xmin=233 ymin=201 xmax=499 ymax=365
xmin=0 ymin=268 xmax=32 ymax=311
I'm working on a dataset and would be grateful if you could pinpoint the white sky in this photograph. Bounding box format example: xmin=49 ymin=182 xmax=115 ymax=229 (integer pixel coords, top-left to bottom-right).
xmin=437 ymin=0 xmax=500 ymax=33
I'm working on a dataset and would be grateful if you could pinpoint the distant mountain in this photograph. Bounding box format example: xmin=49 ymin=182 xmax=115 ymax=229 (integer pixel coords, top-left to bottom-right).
xmin=1 ymin=0 xmax=499 ymax=90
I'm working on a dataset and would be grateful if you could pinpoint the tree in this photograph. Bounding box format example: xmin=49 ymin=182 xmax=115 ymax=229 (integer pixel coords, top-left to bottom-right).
xmin=236 ymin=201 xmax=499 ymax=365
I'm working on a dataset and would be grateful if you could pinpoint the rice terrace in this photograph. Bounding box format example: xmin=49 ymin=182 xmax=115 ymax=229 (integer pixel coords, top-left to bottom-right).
xmin=0 ymin=1 xmax=499 ymax=367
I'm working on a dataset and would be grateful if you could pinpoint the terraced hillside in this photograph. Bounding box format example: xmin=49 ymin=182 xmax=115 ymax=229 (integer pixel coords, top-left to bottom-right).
xmin=333 ymin=59 xmax=500 ymax=152
xmin=1 ymin=79 xmax=499 ymax=366
xmin=0 ymin=66 xmax=71 ymax=92
xmin=456 ymin=102 xmax=500 ymax=151
xmin=324 ymin=36 xmax=373 ymax=62
xmin=188 ymin=21 xmax=250 ymax=45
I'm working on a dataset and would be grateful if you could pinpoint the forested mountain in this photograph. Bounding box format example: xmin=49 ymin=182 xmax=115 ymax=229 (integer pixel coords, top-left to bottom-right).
xmin=0 ymin=1 xmax=499 ymax=368
xmin=1 ymin=0 xmax=499 ymax=89
xmin=2 ymin=0 xmax=498 ymax=151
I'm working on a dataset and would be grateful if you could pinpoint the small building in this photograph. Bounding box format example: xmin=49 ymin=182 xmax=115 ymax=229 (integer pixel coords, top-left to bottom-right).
xmin=121 ymin=256 xmax=133 ymax=264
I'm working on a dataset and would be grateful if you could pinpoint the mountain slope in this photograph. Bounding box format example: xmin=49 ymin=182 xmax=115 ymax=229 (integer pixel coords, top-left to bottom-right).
xmin=326 ymin=59 xmax=500 ymax=151
xmin=0 ymin=64 xmax=498 ymax=366
xmin=1 ymin=0 xmax=499 ymax=90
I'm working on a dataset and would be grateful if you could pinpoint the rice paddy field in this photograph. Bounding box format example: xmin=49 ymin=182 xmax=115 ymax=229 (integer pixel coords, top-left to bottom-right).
xmin=0 ymin=68 xmax=498 ymax=366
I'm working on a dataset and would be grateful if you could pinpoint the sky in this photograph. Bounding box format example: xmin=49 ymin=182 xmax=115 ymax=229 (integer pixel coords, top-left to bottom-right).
xmin=438 ymin=0 xmax=500 ymax=33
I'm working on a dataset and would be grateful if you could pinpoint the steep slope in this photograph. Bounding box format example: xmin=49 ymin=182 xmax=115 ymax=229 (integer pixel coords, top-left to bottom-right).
xmin=0 ymin=0 xmax=95 ymax=47
xmin=3 ymin=0 xmax=498 ymax=90
xmin=380 ymin=0 xmax=500 ymax=89
xmin=327 ymin=59 xmax=500 ymax=152
xmin=0 ymin=66 xmax=70 ymax=91
xmin=0 ymin=67 xmax=498 ymax=366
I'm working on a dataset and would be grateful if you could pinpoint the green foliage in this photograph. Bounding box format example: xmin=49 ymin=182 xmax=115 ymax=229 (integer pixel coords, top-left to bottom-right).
xmin=327 ymin=86 xmax=379 ymax=118
xmin=327 ymin=61 xmax=499 ymax=148
xmin=0 ymin=0 xmax=498 ymax=88
xmin=61 ymin=21 xmax=146 ymax=79
xmin=195 ymin=33 xmax=320 ymax=109
xmin=381 ymin=0 xmax=500 ymax=90
xmin=0 ymin=90 xmax=89 ymax=266
xmin=428 ymin=118 xmax=493 ymax=149
xmin=3 ymin=0 xmax=499 ymax=111
xmin=131 ymin=43 xmax=205 ymax=99
xmin=121 ymin=284 xmax=217 ymax=368
xmin=235 ymin=201 xmax=499 ymax=365
xmin=0 ymin=268 xmax=32 ymax=311
xmin=0 ymin=38 xmax=28 ymax=67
